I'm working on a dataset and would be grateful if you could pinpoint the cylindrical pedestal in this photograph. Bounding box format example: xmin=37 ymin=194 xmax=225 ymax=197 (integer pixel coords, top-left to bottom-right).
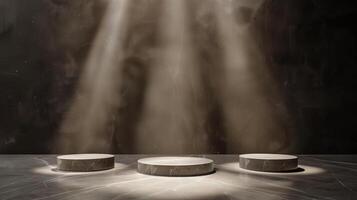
xmin=239 ymin=154 xmax=298 ymax=172
xmin=57 ymin=154 xmax=115 ymax=172
xmin=138 ymin=157 xmax=214 ymax=176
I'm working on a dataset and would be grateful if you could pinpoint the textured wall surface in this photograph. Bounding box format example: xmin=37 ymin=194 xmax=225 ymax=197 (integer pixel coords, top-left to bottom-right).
xmin=0 ymin=0 xmax=356 ymax=154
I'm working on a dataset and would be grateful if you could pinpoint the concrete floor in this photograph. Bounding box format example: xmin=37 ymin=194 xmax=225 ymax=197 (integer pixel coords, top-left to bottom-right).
xmin=0 ymin=155 xmax=356 ymax=200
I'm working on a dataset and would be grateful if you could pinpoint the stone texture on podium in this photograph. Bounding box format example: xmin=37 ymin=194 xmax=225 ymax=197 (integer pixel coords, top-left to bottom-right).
xmin=239 ymin=154 xmax=298 ymax=172
xmin=57 ymin=154 xmax=115 ymax=172
xmin=137 ymin=157 xmax=214 ymax=176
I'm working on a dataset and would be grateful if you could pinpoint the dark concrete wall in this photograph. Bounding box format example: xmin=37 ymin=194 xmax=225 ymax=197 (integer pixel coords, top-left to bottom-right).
xmin=254 ymin=0 xmax=357 ymax=153
xmin=0 ymin=0 xmax=356 ymax=153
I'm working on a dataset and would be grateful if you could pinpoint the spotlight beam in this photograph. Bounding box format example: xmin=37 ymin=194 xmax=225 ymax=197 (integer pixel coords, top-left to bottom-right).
xmin=135 ymin=0 xmax=206 ymax=153
xmin=213 ymin=0 xmax=289 ymax=152
xmin=58 ymin=0 xmax=132 ymax=153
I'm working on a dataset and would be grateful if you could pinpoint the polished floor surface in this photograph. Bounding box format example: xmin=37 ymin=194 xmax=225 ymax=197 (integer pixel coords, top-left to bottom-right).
xmin=0 ymin=155 xmax=356 ymax=200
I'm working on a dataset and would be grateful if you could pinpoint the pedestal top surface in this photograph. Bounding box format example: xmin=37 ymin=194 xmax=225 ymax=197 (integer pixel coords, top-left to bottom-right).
xmin=239 ymin=153 xmax=298 ymax=160
xmin=138 ymin=156 xmax=213 ymax=166
xmin=57 ymin=154 xmax=114 ymax=160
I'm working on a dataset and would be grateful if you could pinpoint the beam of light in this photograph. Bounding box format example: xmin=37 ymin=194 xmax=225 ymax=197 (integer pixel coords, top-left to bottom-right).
xmin=135 ymin=0 xmax=208 ymax=153
xmin=32 ymin=163 xmax=128 ymax=176
xmin=218 ymin=162 xmax=325 ymax=176
xmin=56 ymin=0 xmax=132 ymax=153
xmin=213 ymin=0 xmax=293 ymax=153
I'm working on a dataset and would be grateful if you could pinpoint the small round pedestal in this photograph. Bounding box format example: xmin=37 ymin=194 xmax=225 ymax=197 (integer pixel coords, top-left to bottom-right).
xmin=137 ymin=157 xmax=214 ymax=176
xmin=239 ymin=154 xmax=298 ymax=172
xmin=57 ymin=154 xmax=115 ymax=172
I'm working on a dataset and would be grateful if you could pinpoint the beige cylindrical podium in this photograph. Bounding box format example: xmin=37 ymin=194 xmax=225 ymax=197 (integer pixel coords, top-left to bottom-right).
xmin=239 ymin=154 xmax=298 ymax=172
xmin=138 ymin=157 xmax=214 ymax=176
xmin=57 ymin=154 xmax=115 ymax=172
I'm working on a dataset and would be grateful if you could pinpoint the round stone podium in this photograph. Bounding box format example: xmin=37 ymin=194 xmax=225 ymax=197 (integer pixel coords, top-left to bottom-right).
xmin=57 ymin=154 xmax=115 ymax=172
xmin=239 ymin=154 xmax=298 ymax=172
xmin=137 ymin=157 xmax=214 ymax=176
